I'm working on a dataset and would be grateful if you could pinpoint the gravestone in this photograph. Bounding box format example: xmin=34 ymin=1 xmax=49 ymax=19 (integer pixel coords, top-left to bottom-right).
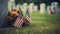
xmin=11 ymin=2 xmax=15 ymax=10
xmin=23 ymin=3 xmax=28 ymax=12
xmin=20 ymin=5 xmax=24 ymax=11
xmin=10 ymin=0 xmax=14 ymax=1
xmin=28 ymin=3 xmax=34 ymax=13
xmin=47 ymin=5 xmax=51 ymax=14
xmin=8 ymin=0 xmax=15 ymax=10
xmin=40 ymin=3 xmax=46 ymax=14
xmin=16 ymin=4 xmax=21 ymax=10
xmin=34 ymin=5 xmax=38 ymax=11
xmin=51 ymin=2 xmax=58 ymax=14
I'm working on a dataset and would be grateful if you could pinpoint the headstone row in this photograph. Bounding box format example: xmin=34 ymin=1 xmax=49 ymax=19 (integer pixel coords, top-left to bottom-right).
xmin=8 ymin=0 xmax=58 ymax=14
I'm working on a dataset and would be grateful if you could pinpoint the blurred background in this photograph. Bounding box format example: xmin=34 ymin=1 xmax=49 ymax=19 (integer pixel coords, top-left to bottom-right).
xmin=15 ymin=0 xmax=60 ymax=10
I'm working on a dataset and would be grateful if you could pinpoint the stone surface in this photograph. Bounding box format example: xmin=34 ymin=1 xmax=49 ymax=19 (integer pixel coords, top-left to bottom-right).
xmin=16 ymin=4 xmax=21 ymax=10
xmin=51 ymin=2 xmax=58 ymax=14
xmin=8 ymin=0 xmax=15 ymax=10
xmin=40 ymin=3 xmax=46 ymax=14
xmin=47 ymin=5 xmax=51 ymax=14
xmin=23 ymin=3 xmax=28 ymax=12
xmin=28 ymin=3 xmax=34 ymax=13
xmin=34 ymin=5 xmax=38 ymax=11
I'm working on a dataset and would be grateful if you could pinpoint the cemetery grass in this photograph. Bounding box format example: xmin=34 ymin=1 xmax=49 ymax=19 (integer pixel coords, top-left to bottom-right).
xmin=1 ymin=11 xmax=60 ymax=34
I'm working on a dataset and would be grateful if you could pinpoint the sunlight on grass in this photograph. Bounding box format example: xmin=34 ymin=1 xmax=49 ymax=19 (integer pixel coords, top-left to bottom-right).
xmin=1 ymin=11 xmax=60 ymax=34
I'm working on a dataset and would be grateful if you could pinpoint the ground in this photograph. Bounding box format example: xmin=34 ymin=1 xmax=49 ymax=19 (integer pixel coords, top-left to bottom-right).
xmin=0 ymin=11 xmax=60 ymax=34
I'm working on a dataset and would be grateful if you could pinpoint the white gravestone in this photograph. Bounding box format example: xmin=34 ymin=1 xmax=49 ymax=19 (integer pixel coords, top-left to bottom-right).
xmin=28 ymin=3 xmax=34 ymax=13
xmin=11 ymin=2 xmax=15 ymax=10
xmin=23 ymin=3 xmax=28 ymax=12
xmin=20 ymin=5 xmax=24 ymax=11
xmin=51 ymin=2 xmax=58 ymax=14
xmin=47 ymin=5 xmax=51 ymax=14
xmin=34 ymin=5 xmax=38 ymax=11
xmin=8 ymin=0 xmax=15 ymax=11
xmin=16 ymin=4 xmax=21 ymax=10
xmin=10 ymin=0 xmax=14 ymax=1
xmin=40 ymin=3 xmax=46 ymax=14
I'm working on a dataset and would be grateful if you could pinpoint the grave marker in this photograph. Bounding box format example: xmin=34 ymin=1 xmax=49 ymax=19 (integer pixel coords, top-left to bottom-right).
xmin=51 ymin=2 xmax=58 ymax=14
xmin=34 ymin=5 xmax=38 ymax=11
xmin=16 ymin=4 xmax=20 ymax=10
xmin=23 ymin=3 xmax=28 ymax=12
xmin=47 ymin=5 xmax=51 ymax=14
xmin=8 ymin=0 xmax=15 ymax=10
xmin=28 ymin=3 xmax=34 ymax=13
xmin=40 ymin=3 xmax=46 ymax=14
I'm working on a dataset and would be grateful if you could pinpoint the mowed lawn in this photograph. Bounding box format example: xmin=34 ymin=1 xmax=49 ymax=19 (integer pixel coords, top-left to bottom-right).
xmin=0 ymin=11 xmax=60 ymax=34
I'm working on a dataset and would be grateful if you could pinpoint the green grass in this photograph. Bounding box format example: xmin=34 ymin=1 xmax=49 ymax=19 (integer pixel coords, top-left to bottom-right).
xmin=1 ymin=11 xmax=60 ymax=34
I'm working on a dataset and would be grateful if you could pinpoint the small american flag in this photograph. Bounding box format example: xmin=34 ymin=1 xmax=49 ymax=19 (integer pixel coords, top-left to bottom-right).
xmin=26 ymin=9 xmax=32 ymax=25
xmin=13 ymin=9 xmax=24 ymax=28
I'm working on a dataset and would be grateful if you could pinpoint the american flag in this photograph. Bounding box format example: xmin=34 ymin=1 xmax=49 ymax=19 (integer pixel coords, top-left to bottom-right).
xmin=26 ymin=9 xmax=32 ymax=25
xmin=13 ymin=9 xmax=24 ymax=28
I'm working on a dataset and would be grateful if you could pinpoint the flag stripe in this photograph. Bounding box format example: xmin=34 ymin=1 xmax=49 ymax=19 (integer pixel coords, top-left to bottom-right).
xmin=16 ymin=18 xmax=21 ymax=27
xmin=13 ymin=17 xmax=24 ymax=28
xmin=14 ymin=18 xmax=20 ymax=26
xmin=17 ymin=18 xmax=23 ymax=28
xmin=26 ymin=15 xmax=32 ymax=24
